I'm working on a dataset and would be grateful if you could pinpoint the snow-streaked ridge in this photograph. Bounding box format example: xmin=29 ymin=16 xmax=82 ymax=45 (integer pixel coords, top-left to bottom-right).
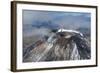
xmin=57 ymin=29 xmax=83 ymax=36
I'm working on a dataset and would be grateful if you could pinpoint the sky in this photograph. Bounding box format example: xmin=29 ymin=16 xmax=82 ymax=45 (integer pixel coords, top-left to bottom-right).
xmin=22 ymin=10 xmax=91 ymax=37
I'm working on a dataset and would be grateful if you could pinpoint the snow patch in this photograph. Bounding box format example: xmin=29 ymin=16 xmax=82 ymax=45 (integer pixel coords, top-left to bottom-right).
xmin=57 ymin=29 xmax=83 ymax=36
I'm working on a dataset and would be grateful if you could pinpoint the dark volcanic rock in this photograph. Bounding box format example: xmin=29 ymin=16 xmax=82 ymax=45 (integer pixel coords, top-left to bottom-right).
xmin=23 ymin=29 xmax=91 ymax=62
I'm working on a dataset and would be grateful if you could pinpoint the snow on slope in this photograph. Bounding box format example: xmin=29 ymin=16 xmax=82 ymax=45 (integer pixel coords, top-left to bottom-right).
xmin=58 ymin=29 xmax=83 ymax=37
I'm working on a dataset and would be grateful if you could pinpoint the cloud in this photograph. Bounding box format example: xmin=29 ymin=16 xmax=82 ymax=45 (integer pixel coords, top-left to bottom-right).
xmin=23 ymin=27 xmax=51 ymax=37
xmin=23 ymin=10 xmax=57 ymax=25
xmin=23 ymin=10 xmax=91 ymax=32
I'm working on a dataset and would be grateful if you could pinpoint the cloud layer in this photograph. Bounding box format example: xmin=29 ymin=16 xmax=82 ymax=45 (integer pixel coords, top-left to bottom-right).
xmin=23 ymin=10 xmax=91 ymax=37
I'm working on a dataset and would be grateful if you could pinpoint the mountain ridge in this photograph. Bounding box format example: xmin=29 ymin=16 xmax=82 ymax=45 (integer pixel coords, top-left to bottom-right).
xmin=23 ymin=29 xmax=91 ymax=62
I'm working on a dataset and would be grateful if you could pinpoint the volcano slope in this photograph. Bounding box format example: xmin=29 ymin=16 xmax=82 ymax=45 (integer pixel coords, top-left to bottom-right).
xmin=23 ymin=29 xmax=91 ymax=62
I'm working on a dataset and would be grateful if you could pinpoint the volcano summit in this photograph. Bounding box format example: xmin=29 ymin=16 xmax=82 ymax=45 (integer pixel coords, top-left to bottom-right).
xmin=23 ymin=29 xmax=91 ymax=62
